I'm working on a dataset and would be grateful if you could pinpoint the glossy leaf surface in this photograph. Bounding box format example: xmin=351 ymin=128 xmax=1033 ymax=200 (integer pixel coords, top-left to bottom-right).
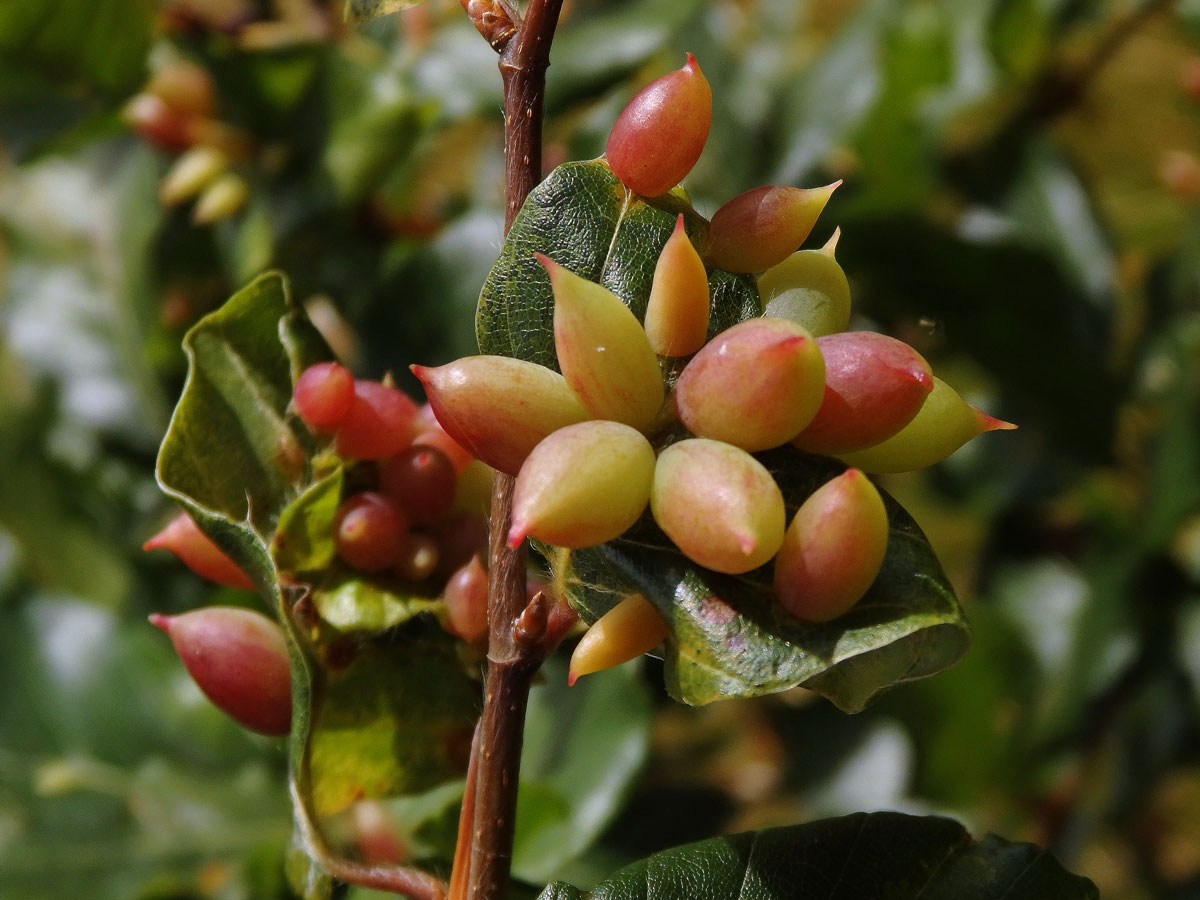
xmin=477 ymin=159 xmax=760 ymax=371
xmin=545 ymin=453 xmax=968 ymax=710
xmin=537 ymin=812 xmax=1098 ymax=900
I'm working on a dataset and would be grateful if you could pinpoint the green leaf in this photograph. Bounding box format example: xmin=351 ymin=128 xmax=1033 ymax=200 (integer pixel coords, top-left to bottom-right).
xmin=272 ymin=466 xmax=345 ymax=574
xmin=538 ymin=812 xmax=1098 ymax=900
xmin=0 ymin=0 xmax=152 ymax=97
xmin=305 ymin=617 xmax=477 ymax=818
xmin=547 ymin=453 xmax=968 ymax=710
xmin=156 ymin=271 xmax=327 ymax=587
xmin=477 ymin=159 xmax=760 ymax=369
xmin=153 ymin=272 xmax=478 ymax=889
xmin=514 ymin=657 xmax=652 ymax=883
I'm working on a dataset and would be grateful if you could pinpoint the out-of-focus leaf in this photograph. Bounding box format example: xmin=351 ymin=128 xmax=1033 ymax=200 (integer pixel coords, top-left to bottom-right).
xmin=477 ymin=158 xmax=760 ymax=369
xmin=547 ymin=452 xmax=968 ymax=710
xmin=546 ymin=0 xmax=706 ymax=108
xmin=1007 ymin=142 xmax=1116 ymax=307
xmin=988 ymin=0 xmax=1051 ymax=81
xmin=538 ymin=812 xmax=1098 ymax=899
xmin=344 ymin=0 xmax=424 ymax=24
xmin=0 ymin=415 xmax=131 ymax=608
xmin=0 ymin=596 xmax=290 ymax=900
xmin=772 ymin=0 xmax=890 ymax=185
xmin=840 ymin=217 xmax=1117 ymax=460
xmin=514 ymin=657 xmax=652 ymax=883
xmin=0 ymin=0 xmax=152 ymax=97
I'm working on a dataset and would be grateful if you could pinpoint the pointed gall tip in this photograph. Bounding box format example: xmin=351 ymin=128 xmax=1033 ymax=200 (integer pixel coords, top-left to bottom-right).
xmin=673 ymin=213 xmax=686 ymax=235
xmin=409 ymin=364 xmax=429 ymax=384
xmin=737 ymin=532 xmax=758 ymax=555
xmin=148 ymin=613 xmax=172 ymax=633
xmin=142 ymin=532 xmax=165 ymax=553
xmin=822 ymin=227 xmax=842 ymax=257
xmin=979 ymin=412 xmax=1018 ymax=432
xmin=683 ymin=52 xmax=699 ymax=73
xmin=534 ymin=252 xmax=560 ymax=280
xmin=567 ymin=669 xmax=580 ymax=687
xmin=506 ymin=522 xmax=528 ymax=549
xmin=770 ymin=334 xmax=811 ymax=358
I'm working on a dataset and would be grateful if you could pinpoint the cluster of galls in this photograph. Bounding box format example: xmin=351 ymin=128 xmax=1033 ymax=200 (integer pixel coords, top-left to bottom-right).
xmin=124 ymin=58 xmax=251 ymax=224
xmin=144 ymin=366 xmax=501 ymax=735
xmin=416 ymin=53 xmax=1014 ymax=683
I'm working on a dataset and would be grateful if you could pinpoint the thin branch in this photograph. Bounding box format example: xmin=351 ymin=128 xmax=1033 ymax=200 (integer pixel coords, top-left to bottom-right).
xmin=1026 ymin=0 xmax=1177 ymax=122
xmin=448 ymin=723 xmax=482 ymax=900
xmin=289 ymin=782 xmax=449 ymax=900
xmin=459 ymin=2 xmax=567 ymax=898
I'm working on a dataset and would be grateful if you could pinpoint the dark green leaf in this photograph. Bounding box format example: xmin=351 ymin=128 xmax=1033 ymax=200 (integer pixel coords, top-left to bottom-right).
xmin=547 ymin=453 xmax=968 ymax=710
xmin=0 ymin=0 xmax=152 ymax=98
xmin=538 ymin=812 xmax=1098 ymax=900
xmin=477 ymin=159 xmax=760 ymax=368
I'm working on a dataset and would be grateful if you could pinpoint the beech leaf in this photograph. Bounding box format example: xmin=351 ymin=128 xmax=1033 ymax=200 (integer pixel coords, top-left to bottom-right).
xmin=538 ymin=812 xmax=1098 ymax=900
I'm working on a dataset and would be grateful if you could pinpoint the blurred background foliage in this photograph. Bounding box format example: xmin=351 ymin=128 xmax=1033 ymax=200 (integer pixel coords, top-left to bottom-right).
xmin=3 ymin=0 xmax=1200 ymax=897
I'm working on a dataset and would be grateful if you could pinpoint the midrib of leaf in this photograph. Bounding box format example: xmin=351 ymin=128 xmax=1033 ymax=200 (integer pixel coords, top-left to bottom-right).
xmin=599 ymin=189 xmax=637 ymax=284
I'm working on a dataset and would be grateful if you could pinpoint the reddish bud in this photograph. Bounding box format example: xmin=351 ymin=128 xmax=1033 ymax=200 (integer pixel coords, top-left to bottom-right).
xmin=444 ymin=555 xmax=489 ymax=643
xmin=773 ymin=469 xmax=888 ymax=622
xmin=414 ymin=405 xmax=475 ymax=473
xmin=333 ymin=492 xmax=409 ymax=572
xmin=144 ymin=513 xmax=255 ymax=590
xmin=293 ymin=361 xmax=355 ymax=430
xmin=413 ymin=357 xmax=589 ymax=476
xmin=333 ymin=380 xmax=419 ymax=460
xmin=430 ymin=512 xmax=490 ymax=577
xmin=395 ymin=533 xmax=440 ymax=582
xmin=146 ymin=60 xmax=216 ymax=118
xmin=644 ymin=215 xmax=711 ymax=357
xmin=706 ymin=182 xmax=840 ymax=273
xmin=150 ymin=606 xmax=291 ymax=736
xmin=674 ymin=317 xmax=826 ymax=451
xmin=380 ymin=446 xmax=458 ymax=525
xmin=605 ymin=53 xmax=712 ymax=197
xmin=123 ymin=93 xmax=193 ymax=152
xmin=792 ymin=332 xmax=934 ymax=455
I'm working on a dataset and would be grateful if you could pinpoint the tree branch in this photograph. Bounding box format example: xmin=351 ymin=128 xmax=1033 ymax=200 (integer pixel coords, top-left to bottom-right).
xmin=455 ymin=3 xmax=565 ymax=900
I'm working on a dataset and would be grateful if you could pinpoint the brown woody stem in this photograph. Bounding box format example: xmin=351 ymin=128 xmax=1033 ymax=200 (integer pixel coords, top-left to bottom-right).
xmin=458 ymin=3 xmax=565 ymax=900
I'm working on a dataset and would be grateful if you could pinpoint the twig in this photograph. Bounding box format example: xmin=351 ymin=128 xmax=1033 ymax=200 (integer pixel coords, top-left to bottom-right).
xmin=453 ymin=3 xmax=566 ymax=900
xmin=447 ymin=723 xmax=482 ymax=900
xmin=1027 ymin=0 xmax=1177 ymax=122
xmin=289 ymin=782 xmax=449 ymax=900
